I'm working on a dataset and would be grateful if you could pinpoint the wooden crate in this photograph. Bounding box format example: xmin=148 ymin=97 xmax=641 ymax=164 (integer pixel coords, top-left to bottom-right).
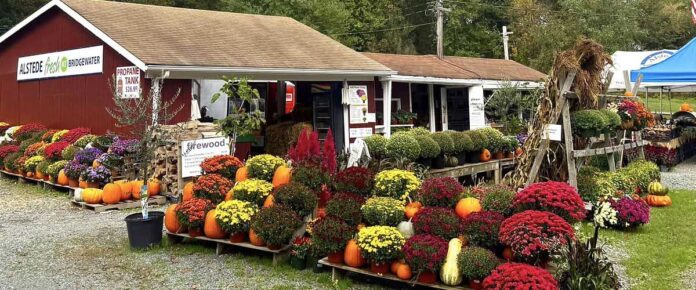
xmin=166 ymin=231 xmax=289 ymax=265
xmin=319 ymin=258 xmax=464 ymax=289
xmin=71 ymin=195 xmax=167 ymax=212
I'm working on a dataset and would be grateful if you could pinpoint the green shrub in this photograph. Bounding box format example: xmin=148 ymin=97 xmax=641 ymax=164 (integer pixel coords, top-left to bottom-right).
xmin=430 ymin=132 xmax=455 ymax=154
xmin=577 ymin=166 xmax=601 ymax=202
xmin=622 ymin=160 xmax=660 ymax=196
xmin=4 ymin=152 xmax=21 ymax=171
xmin=571 ymin=110 xmax=606 ymax=137
xmin=274 ymin=182 xmax=318 ymax=217
xmin=599 ymin=109 xmax=621 ymax=132
xmin=465 ymin=131 xmax=484 ymax=151
xmin=292 ymin=165 xmax=330 ymax=191
xmin=409 ymin=127 xmax=431 ymax=136
xmin=46 ymin=160 xmax=68 ymax=179
xmin=363 ymin=135 xmax=387 ymax=159
xmin=458 ymin=246 xmax=501 ymax=281
xmin=386 ymin=133 xmax=421 ymax=161
xmin=447 ymin=131 xmax=474 ymax=153
xmin=475 ymin=128 xmax=504 ymax=151
xmin=413 ymin=135 xmax=440 ymax=159
xmin=361 ymin=197 xmax=405 ymax=226
xmin=61 ymin=145 xmax=79 ymax=161
xmin=250 ymin=205 xmax=302 ymax=246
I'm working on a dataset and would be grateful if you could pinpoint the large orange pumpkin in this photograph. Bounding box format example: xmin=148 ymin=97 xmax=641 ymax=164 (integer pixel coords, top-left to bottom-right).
xmin=204 ymin=210 xmax=226 ymax=239
xmin=249 ymin=228 xmax=265 ymax=246
xmin=263 ymin=195 xmax=275 ymax=208
xmin=131 ymin=180 xmax=145 ymax=199
xmin=78 ymin=178 xmax=88 ymax=189
xmin=57 ymin=169 xmax=69 ymax=186
xmin=115 ymin=180 xmax=132 ymax=200
xmin=344 ymin=239 xmax=365 ymax=268
xmin=455 ymin=197 xmax=482 ymax=219
xmin=165 ymin=204 xmax=183 ymax=233
xmin=183 ymin=182 xmax=194 ymax=201
xmin=82 ymin=188 xmax=103 ymax=204
xmin=396 ymin=263 xmax=412 ymax=280
xmin=235 ymin=166 xmax=249 ymax=182
xmin=147 ymin=179 xmax=161 ymax=196
xmin=102 ymin=183 xmax=122 ymax=204
xmin=681 ymin=103 xmax=693 ymax=112
xmin=272 ymin=166 xmax=292 ymax=188
xmin=646 ymin=195 xmax=672 ymax=207
xmin=479 ymin=149 xmax=492 ymax=162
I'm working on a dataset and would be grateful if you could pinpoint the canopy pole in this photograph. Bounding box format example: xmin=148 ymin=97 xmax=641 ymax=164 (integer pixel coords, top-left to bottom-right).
xmin=668 ymin=88 xmax=672 ymax=114
xmin=659 ymin=87 xmax=663 ymax=114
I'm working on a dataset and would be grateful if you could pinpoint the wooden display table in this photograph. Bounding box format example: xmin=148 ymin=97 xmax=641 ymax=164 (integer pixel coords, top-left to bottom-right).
xmin=166 ymin=231 xmax=289 ymax=265
xmin=427 ymin=160 xmax=503 ymax=184
xmin=71 ymin=195 xmax=167 ymax=213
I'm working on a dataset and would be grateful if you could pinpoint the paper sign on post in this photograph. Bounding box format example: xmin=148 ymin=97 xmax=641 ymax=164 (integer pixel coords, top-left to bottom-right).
xmin=180 ymin=137 xmax=231 ymax=178
xmin=542 ymin=124 xmax=562 ymax=141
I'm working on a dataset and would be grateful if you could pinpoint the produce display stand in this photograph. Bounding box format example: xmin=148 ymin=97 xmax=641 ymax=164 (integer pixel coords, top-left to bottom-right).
xmin=426 ymin=160 xmax=503 ymax=184
xmin=165 ymin=231 xmax=289 ymax=266
xmin=318 ymin=258 xmax=463 ymax=290
xmin=0 ymin=170 xmax=23 ymax=180
xmin=71 ymin=195 xmax=167 ymax=213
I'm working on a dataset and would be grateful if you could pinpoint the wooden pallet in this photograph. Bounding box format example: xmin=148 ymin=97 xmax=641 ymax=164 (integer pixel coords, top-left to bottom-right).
xmin=319 ymin=258 xmax=465 ymax=290
xmin=166 ymin=231 xmax=289 ymax=265
xmin=0 ymin=170 xmax=22 ymax=179
xmin=71 ymin=195 xmax=167 ymax=212
xmin=42 ymin=180 xmax=74 ymax=192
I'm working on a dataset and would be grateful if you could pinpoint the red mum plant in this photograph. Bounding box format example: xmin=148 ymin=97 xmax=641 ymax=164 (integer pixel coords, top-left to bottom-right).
xmin=403 ymin=234 xmax=449 ymax=273
xmin=482 ymin=263 xmax=559 ymax=290
xmin=417 ymin=177 xmax=464 ymax=208
xmin=14 ymin=123 xmax=46 ymax=141
xmin=192 ymin=173 xmax=234 ymax=204
xmin=412 ymin=207 xmax=462 ymax=240
xmin=24 ymin=142 xmax=45 ymax=157
xmin=333 ymin=167 xmax=374 ymax=196
xmin=512 ymin=181 xmax=586 ymax=223
xmin=0 ymin=145 xmax=19 ymax=161
xmin=461 ymin=211 xmax=505 ymax=248
xmin=326 ymin=192 xmax=366 ymax=226
xmin=288 ymin=128 xmax=322 ymax=167
xmin=60 ymin=128 xmax=91 ymax=144
xmin=499 ymin=210 xmax=575 ymax=265
xmin=41 ymin=130 xmax=59 ymax=142
xmin=44 ymin=141 xmax=70 ymax=160
xmin=175 ymin=198 xmax=214 ymax=229
xmin=200 ymin=155 xmax=244 ymax=180
xmin=322 ymin=129 xmax=337 ymax=176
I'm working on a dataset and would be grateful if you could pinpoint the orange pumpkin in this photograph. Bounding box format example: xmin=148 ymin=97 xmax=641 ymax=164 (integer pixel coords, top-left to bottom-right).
xmin=455 ymin=197 xmax=482 ymax=219
xmin=272 ymin=166 xmax=292 ymax=188
xmin=92 ymin=159 xmax=100 ymax=168
xmin=165 ymin=204 xmax=182 ymax=233
xmin=36 ymin=170 xmax=45 ymax=180
xmin=78 ymin=178 xmax=87 ymax=189
xmin=102 ymin=183 xmax=122 ymax=204
xmin=681 ymin=103 xmax=693 ymax=112
xmin=624 ymin=91 xmax=634 ymax=97
xmin=204 ymin=210 xmax=226 ymax=239
xmin=147 ymin=179 xmax=161 ymax=196
xmin=225 ymin=189 xmax=234 ymax=201
xmin=344 ymin=239 xmax=365 ymax=268
xmin=131 ymin=180 xmax=145 ymax=199
xmin=404 ymin=201 xmax=422 ymax=219
xmin=82 ymin=188 xmax=103 ymax=204
xmin=263 ymin=195 xmax=275 ymax=208
xmin=479 ymin=149 xmax=492 ymax=162
xmin=396 ymin=263 xmax=412 ymax=280
xmin=115 ymin=180 xmax=132 ymax=200
xmin=236 ymin=166 xmax=249 ymax=182
xmin=183 ymin=182 xmax=194 ymax=201
xmin=249 ymin=228 xmax=265 ymax=246
xmin=57 ymin=169 xmax=69 ymax=186
xmin=646 ymin=195 xmax=672 ymax=207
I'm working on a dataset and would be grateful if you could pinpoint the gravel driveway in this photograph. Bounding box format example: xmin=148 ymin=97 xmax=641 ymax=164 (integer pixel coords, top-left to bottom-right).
xmin=661 ymin=156 xmax=696 ymax=190
xmin=0 ymin=178 xmax=383 ymax=290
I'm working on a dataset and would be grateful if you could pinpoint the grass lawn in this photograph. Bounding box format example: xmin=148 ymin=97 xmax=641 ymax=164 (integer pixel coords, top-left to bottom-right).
xmin=642 ymin=95 xmax=696 ymax=113
xmin=580 ymin=189 xmax=696 ymax=290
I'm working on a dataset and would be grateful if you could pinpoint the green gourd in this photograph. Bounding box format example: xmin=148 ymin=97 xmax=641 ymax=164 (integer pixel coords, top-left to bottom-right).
xmin=440 ymin=238 xmax=463 ymax=285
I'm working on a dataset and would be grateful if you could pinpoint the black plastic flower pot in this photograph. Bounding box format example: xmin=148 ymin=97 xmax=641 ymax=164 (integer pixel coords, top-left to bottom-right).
xmin=124 ymin=211 xmax=164 ymax=249
xmin=467 ymin=150 xmax=481 ymax=163
xmin=457 ymin=152 xmax=468 ymax=165
xmin=289 ymin=256 xmax=307 ymax=270
xmin=417 ymin=157 xmax=433 ymax=168
xmin=432 ymin=155 xmax=446 ymax=169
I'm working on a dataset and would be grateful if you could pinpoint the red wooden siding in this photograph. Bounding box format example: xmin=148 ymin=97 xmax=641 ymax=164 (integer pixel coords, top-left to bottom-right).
xmin=0 ymin=7 xmax=190 ymax=135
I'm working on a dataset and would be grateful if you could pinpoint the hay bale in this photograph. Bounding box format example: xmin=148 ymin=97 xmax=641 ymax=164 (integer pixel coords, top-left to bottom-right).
xmin=265 ymin=122 xmax=312 ymax=156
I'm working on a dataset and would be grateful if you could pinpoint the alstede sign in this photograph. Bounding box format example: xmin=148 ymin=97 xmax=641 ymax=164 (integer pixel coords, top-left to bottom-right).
xmin=17 ymin=46 xmax=103 ymax=81
xmin=180 ymin=137 xmax=231 ymax=178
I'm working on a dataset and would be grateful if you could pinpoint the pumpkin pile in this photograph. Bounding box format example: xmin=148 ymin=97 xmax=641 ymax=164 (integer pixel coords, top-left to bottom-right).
xmin=646 ymin=181 xmax=672 ymax=207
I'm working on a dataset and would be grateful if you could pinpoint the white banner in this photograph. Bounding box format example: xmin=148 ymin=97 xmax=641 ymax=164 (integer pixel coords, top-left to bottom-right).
xmin=115 ymin=66 xmax=141 ymax=99
xmin=180 ymin=137 xmax=231 ymax=178
xmin=468 ymin=87 xmax=486 ymax=130
xmin=17 ymin=46 xmax=103 ymax=81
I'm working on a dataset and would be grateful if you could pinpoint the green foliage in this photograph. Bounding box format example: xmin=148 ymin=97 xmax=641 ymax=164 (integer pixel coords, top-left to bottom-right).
xmin=213 ymin=77 xmax=266 ymax=139
xmin=599 ymin=109 xmax=621 ymax=132
xmin=412 ymin=135 xmax=440 ymax=159
xmin=457 ymin=246 xmax=500 ymax=281
xmin=486 ymin=81 xmax=541 ymax=124
xmin=274 ymin=182 xmax=318 ymax=217
xmin=291 ymin=165 xmax=330 ymax=191
xmin=476 ymin=128 xmax=505 ymax=152
xmin=622 ymin=160 xmax=660 ymax=196
xmin=46 ymin=160 xmax=68 ymax=179
xmin=557 ymin=227 xmax=620 ymax=290
xmin=385 ymin=133 xmax=421 ymax=161
xmin=572 ymin=110 xmax=608 ymax=137
xmin=61 ymin=145 xmax=79 ymax=161
xmin=480 ymin=185 xmax=516 ymax=217
xmin=363 ymin=134 xmax=387 ymax=159
xmin=430 ymin=132 xmax=455 ymax=154
xmin=447 ymin=131 xmax=473 ymax=153
xmin=361 ymin=197 xmax=405 ymax=226
xmin=465 ymin=131 xmax=484 ymax=151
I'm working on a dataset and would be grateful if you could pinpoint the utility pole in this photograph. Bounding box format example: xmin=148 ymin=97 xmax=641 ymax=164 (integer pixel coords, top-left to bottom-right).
xmin=502 ymin=26 xmax=513 ymax=60
xmin=435 ymin=0 xmax=451 ymax=59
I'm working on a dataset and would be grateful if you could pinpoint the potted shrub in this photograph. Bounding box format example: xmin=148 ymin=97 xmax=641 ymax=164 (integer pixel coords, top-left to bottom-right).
xmin=81 ymin=165 xmax=112 ymax=189
xmin=356 ymin=226 xmax=406 ymax=274
xmin=231 ymin=179 xmax=274 ymax=207
xmin=482 ymin=263 xmax=558 ymax=289
xmin=46 ymin=160 xmax=68 ymax=183
xmin=594 ymin=197 xmax=650 ymax=229
xmin=461 ymin=211 xmax=504 ymax=248
xmin=74 ymin=147 xmax=103 ymax=165
xmin=311 ymin=216 xmax=355 ymax=264
xmin=201 ymin=155 xmax=244 ymax=180
xmin=192 ymin=173 xmax=234 ymax=204
xmin=499 ymin=210 xmax=575 ymax=265
xmin=326 ymin=192 xmax=366 ymax=226
xmin=479 ymin=184 xmax=515 ymax=216
xmin=289 ymin=236 xmax=311 ymax=270
xmin=245 ymin=154 xmax=286 ymax=182
xmin=250 ymin=205 xmax=303 ymax=249
xmin=412 ymin=207 xmax=462 ymax=240
xmin=466 ymin=131 xmax=486 ymax=163
xmin=64 ymin=160 xmax=87 ymax=187
xmin=430 ymin=132 xmax=455 ymax=168
xmin=502 ymin=136 xmax=519 ymax=158
xmin=392 ymin=110 xmax=417 ymax=124
xmin=416 ymin=177 xmax=463 ymax=208
xmin=512 ymin=181 xmax=586 ymax=223
xmin=448 ymin=131 xmax=473 ymax=165
xmin=73 ymin=134 xmax=97 ymax=148
xmin=61 ymin=145 xmax=79 ymax=161
xmin=363 ymin=134 xmax=388 ymax=160
xmin=571 ymin=110 xmax=606 ymax=137
xmin=599 ymin=109 xmax=621 ymax=133
xmin=361 ymin=197 xmax=405 ymax=226
xmin=333 ymin=167 xmax=374 ymax=197
xmin=373 ymin=169 xmax=421 ymax=201
xmin=385 ymin=133 xmax=421 ymax=162
xmin=412 ymin=134 xmax=440 ymax=167
xmin=403 ymin=234 xmax=449 ymax=283
xmin=274 ymin=182 xmax=318 ymax=218
xmin=457 ymin=246 xmax=501 ymax=288
xmin=215 ymin=199 xmax=259 ymax=243
xmin=175 ymin=198 xmax=215 ymax=237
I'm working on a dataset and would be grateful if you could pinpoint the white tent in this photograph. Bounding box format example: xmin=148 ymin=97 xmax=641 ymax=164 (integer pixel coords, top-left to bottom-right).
xmin=607 ymin=50 xmax=675 ymax=91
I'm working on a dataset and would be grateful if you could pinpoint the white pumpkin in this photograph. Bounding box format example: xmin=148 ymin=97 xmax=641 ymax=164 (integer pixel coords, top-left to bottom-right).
xmin=73 ymin=188 xmax=83 ymax=202
xmin=440 ymin=238 xmax=463 ymax=285
xmin=397 ymin=220 xmax=414 ymax=239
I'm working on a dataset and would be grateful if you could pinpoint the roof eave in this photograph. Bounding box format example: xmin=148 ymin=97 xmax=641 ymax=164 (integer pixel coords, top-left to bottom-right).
xmin=146 ymin=65 xmax=395 ymax=81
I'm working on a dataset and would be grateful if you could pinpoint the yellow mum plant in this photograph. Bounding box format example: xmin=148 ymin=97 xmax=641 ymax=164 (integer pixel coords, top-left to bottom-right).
xmin=357 ymin=225 xmax=405 ymax=263
xmin=232 ymin=179 xmax=274 ymax=206
xmin=215 ymin=200 xmax=259 ymax=234
xmin=373 ymin=169 xmax=421 ymax=201
xmin=51 ymin=129 xmax=69 ymax=143
xmin=246 ymin=154 xmax=286 ymax=181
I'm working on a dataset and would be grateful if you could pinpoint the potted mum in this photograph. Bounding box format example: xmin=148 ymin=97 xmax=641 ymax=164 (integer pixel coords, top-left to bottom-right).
xmin=274 ymin=182 xmax=318 ymax=218
xmin=175 ymin=198 xmax=215 ymax=237
xmin=356 ymin=226 xmax=406 ymax=274
xmin=192 ymin=173 xmax=234 ymax=204
xmin=403 ymin=234 xmax=449 ymax=283
xmin=64 ymin=160 xmax=87 ymax=187
xmin=231 ymin=179 xmax=274 ymax=206
xmin=81 ymin=165 xmax=111 ymax=188
xmin=373 ymin=169 xmax=421 ymax=202
xmin=289 ymin=236 xmax=312 ymax=270
xmin=107 ymin=74 xmax=184 ymax=249
xmin=499 ymin=210 xmax=575 ymax=266
xmin=482 ymin=263 xmax=558 ymax=289
xmin=215 ymin=200 xmax=259 ymax=243
xmin=311 ymin=216 xmax=355 ymax=264
xmin=412 ymin=207 xmax=462 ymax=240
xmin=461 ymin=211 xmax=505 ymax=249
xmin=458 ymin=246 xmax=500 ymax=289
xmin=200 ymin=155 xmax=244 ymax=180
xmin=326 ymin=192 xmax=366 ymax=226
xmin=361 ymin=197 xmax=405 ymax=226
xmin=250 ymin=205 xmax=303 ymax=249
xmin=417 ymin=177 xmax=463 ymax=208
xmin=333 ymin=167 xmax=374 ymax=197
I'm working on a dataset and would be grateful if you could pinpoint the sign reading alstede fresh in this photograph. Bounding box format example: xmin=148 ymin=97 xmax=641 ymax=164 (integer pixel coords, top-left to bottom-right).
xmin=16 ymin=46 xmax=103 ymax=81
xmin=180 ymin=137 xmax=231 ymax=178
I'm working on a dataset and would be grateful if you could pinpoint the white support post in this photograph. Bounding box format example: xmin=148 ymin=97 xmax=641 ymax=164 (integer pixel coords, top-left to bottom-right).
xmin=382 ymin=80 xmax=393 ymax=137
xmin=342 ymin=80 xmax=350 ymax=151
xmin=440 ymin=87 xmax=448 ymax=131
xmin=428 ymin=84 xmax=436 ymax=132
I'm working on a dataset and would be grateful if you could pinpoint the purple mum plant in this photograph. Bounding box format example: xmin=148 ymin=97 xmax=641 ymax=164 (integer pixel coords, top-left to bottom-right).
xmin=75 ymin=148 xmax=103 ymax=165
xmin=612 ymin=197 xmax=650 ymax=228
xmin=81 ymin=165 xmax=112 ymax=186
xmin=110 ymin=139 xmax=139 ymax=156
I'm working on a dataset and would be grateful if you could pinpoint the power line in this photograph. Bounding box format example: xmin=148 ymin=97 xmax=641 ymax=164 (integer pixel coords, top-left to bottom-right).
xmin=332 ymin=22 xmax=436 ymax=36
